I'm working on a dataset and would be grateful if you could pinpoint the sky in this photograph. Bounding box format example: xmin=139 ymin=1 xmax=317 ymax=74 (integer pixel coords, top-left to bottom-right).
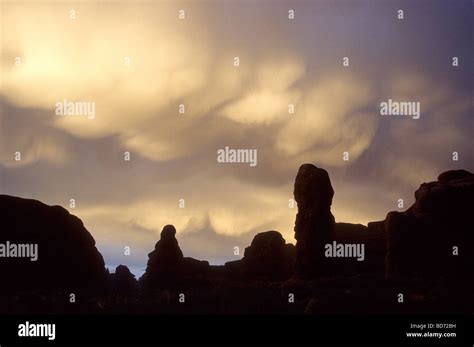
xmin=1 ymin=0 xmax=472 ymax=276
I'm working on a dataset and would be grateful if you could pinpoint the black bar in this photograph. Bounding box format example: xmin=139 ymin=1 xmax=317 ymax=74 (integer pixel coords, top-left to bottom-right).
xmin=0 ymin=314 xmax=472 ymax=345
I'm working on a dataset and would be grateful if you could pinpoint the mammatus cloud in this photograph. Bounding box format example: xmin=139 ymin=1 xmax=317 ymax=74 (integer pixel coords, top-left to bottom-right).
xmin=1 ymin=2 xmax=472 ymax=274
xmin=220 ymin=60 xmax=305 ymax=124
xmin=275 ymin=74 xmax=378 ymax=167
xmin=0 ymin=102 xmax=70 ymax=167
xmin=1 ymin=3 xmax=379 ymax=167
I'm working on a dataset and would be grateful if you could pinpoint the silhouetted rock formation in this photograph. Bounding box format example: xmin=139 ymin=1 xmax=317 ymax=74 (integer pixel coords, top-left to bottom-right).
xmin=149 ymin=225 xmax=184 ymax=272
xmin=241 ymin=231 xmax=295 ymax=280
xmin=182 ymin=257 xmax=210 ymax=277
xmin=332 ymin=222 xmax=386 ymax=275
xmin=140 ymin=225 xmax=209 ymax=291
xmin=0 ymin=195 xmax=108 ymax=294
xmin=222 ymin=231 xmax=296 ymax=281
xmin=385 ymin=169 xmax=474 ymax=279
xmin=111 ymin=265 xmax=138 ymax=295
xmin=364 ymin=221 xmax=387 ymax=272
xmin=1 ymin=165 xmax=473 ymax=315
xmin=293 ymin=164 xmax=335 ymax=278
xmin=140 ymin=225 xmax=184 ymax=290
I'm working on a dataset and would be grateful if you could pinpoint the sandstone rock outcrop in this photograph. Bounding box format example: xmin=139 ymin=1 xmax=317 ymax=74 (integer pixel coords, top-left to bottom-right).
xmin=139 ymin=225 xmax=210 ymax=291
xmin=293 ymin=164 xmax=335 ymax=278
xmin=385 ymin=169 xmax=474 ymax=279
xmin=241 ymin=230 xmax=295 ymax=280
xmin=139 ymin=225 xmax=184 ymax=290
xmin=0 ymin=195 xmax=108 ymax=293
xmin=332 ymin=222 xmax=386 ymax=275
xmin=111 ymin=265 xmax=138 ymax=295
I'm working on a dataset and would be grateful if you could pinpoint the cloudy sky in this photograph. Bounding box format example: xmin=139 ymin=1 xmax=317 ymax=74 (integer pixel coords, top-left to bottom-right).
xmin=1 ymin=0 xmax=472 ymax=275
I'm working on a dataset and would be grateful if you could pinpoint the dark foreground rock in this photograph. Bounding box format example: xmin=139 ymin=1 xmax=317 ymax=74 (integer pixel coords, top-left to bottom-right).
xmin=0 ymin=195 xmax=108 ymax=294
xmin=384 ymin=169 xmax=474 ymax=279
xmin=111 ymin=265 xmax=138 ymax=295
xmin=242 ymin=230 xmax=295 ymax=280
xmin=0 ymin=166 xmax=472 ymax=315
xmin=290 ymin=165 xmax=474 ymax=281
xmin=293 ymin=164 xmax=335 ymax=279
xmin=330 ymin=222 xmax=386 ymax=276
xmin=139 ymin=225 xmax=209 ymax=291
xmin=222 ymin=230 xmax=295 ymax=281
